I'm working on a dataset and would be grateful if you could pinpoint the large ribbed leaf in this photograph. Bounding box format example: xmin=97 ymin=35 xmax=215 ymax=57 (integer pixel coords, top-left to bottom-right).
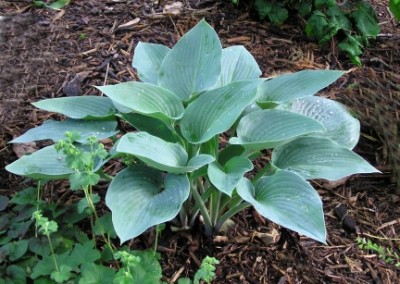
xmin=279 ymin=96 xmax=360 ymax=149
xmin=229 ymin=109 xmax=325 ymax=150
xmin=96 ymin=82 xmax=184 ymax=120
xmin=208 ymin=157 xmax=253 ymax=196
xmin=180 ymin=80 xmax=260 ymax=144
xmin=106 ymin=165 xmax=190 ymax=243
xmin=256 ymin=70 xmax=345 ymax=105
xmin=237 ymin=172 xmax=326 ymax=243
xmin=10 ymin=119 xmax=118 ymax=144
xmin=120 ymin=113 xmax=179 ymax=143
xmin=116 ymin=132 xmax=214 ymax=173
xmin=132 ymin=42 xmax=171 ymax=84
xmin=158 ymin=20 xmax=222 ymax=101
xmin=32 ymin=96 xmax=116 ymax=119
xmin=5 ymin=145 xmax=74 ymax=179
xmin=214 ymin=46 xmax=261 ymax=88
xmin=272 ymin=137 xmax=380 ymax=180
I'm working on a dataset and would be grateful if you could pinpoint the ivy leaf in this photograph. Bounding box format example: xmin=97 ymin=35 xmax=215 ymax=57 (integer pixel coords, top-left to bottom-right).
xmin=268 ymin=4 xmax=288 ymax=25
xmin=351 ymin=2 xmax=380 ymax=37
xmin=390 ymin=0 xmax=400 ymax=20
xmin=338 ymin=35 xmax=364 ymax=66
xmin=306 ymin=11 xmax=328 ymax=40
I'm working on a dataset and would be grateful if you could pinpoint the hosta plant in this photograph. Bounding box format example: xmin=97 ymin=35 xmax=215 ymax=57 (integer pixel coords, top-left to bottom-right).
xmin=6 ymin=19 xmax=379 ymax=244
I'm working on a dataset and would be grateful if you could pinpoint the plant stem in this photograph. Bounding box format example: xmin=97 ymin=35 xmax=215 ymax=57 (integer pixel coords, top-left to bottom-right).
xmin=252 ymin=162 xmax=277 ymax=184
xmin=209 ymin=186 xmax=221 ymax=226
xmin=214 ymin=202 xmax=251 ymax=233
xmin=83 ymin=186 xmax=116 ymax=258
xmin=47 ymin=234 xmax=59 ymax=272
xmin=191 ymin=182 xmax=213 ymax=236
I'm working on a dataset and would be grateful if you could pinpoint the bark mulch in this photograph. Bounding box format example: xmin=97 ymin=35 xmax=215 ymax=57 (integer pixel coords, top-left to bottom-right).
xmin=0 ymin=0 xmax=399 ymax=283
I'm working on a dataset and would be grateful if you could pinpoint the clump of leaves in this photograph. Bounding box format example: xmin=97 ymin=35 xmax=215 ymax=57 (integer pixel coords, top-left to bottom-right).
xmin=7 ymin=20 xmax=379 ymax=247
xmin=356 ymin=237 xmax=400 ymax=267
xmin=33 ymin=0 xmax=70 ymax=9
xmin=252 ymin=0 xmax=380 ymax=65
xmin=390 ymin=0 xmax=400 ymax=20
xmin=178 ymin=256 xmax=220 ymax=284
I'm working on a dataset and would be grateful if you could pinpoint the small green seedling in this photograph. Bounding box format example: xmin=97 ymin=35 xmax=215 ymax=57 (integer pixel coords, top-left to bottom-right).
xmin=356 ymin=237 xmax=400 ymax=267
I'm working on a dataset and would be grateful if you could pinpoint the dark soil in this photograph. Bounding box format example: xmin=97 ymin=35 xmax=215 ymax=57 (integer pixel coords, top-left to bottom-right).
xmin=1 ymin=0 xmax=399 ymax=283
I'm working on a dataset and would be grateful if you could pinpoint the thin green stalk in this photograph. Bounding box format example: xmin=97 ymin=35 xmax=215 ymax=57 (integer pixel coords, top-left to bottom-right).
xmin=83 ymin=186 xmax=116 ymax=258
xmin=35 ymin=181 xmax=42 ymax=238
xmin=191 ymin=184 xmax=213 ymax=236
xmin=214 ymin=202 xmax=251 ymax=233
xmin=46 ymin=233 xmax=59 ymax=272
xmin=252 ymin=162 xmax=277 ymax=184
xmin=209 ymin=186 xmax=221 ymax=226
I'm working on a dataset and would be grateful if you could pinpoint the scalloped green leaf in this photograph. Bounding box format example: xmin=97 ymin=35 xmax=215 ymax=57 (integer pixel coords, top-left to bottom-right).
xmin=132 ymin=42 xmax=171 ymax=84
xmin=208 ymin=157 xmax=253 ymax=196
xmin=158 ymin=19 xmax=222 ymax=101
xmin=256 ymin=70 xmax=345 ymax=105
xmin=116 ymin=132 xmax=214 ymax=173
xmin=32 ymin=96 xmax=116 ymax=119
xmin=106 ymin=165 xmax=190 ymax=243
xmin=180 ymin=80 xmax=260 ymax=144
xmin=237 ymin=172 xmax=326 ymax=243
xmin=272 ymin=137 xmax=380 ymax=180
xmin=96 ymin=82 xmax=184 ymax=120
xmin=229 ymin=109 xmax=325 ymax=150
xmin=279 ymin=96 xmax=360 ymax=149
xmin=10 ymin=119 xmax=118 ymax=144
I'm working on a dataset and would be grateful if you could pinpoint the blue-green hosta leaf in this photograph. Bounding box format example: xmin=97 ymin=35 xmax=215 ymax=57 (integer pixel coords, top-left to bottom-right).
xmin=32 ymin=96 xmax=116 ymax=119
xmin=132 ymin=42 xmax=171 ymax=84
xmin=215 ymin=46 xmax=262 ymax=88
xmin=120 ymin=113 xmax=179 ymax=143
xmin=116 ymin=132 xmax=214 ymax=173
xmin=5 ymin=145 xmax=74 ymax=179
xmin=230 ymin=109 xmax=325 ymax=150
xmin=106 ymin=165 xmax=190 ymax=243
xmin=279 ymin=96 xmax=360 ymax=149
xmin=96 ymin=82 xmax=184 ymax=120
xmin=256 ymin=70 xmax=345 ymax=105
xmin=236 ymin=172 xmax=326 ymax=243
xmin=272 ymin=137 xmax=380 ymax=180
xmin=10 ymin=119 xmax=118 ymax=144
xmin=181 ymin=80 xmax=260 ymax=144
xmin=158 ymin=19 xmax=222 ymax=101
xmin=208 ymin=157 xmax=253 ymax=196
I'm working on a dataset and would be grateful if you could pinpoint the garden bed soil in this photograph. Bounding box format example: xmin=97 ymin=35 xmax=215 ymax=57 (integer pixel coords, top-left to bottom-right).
xmin=1 ymin=0 xmax=399 ymax=283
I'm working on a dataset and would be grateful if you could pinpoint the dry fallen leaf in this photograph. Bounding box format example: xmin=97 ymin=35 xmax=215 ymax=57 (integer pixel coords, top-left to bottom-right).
xmin=117 ymin=18 xmax=140 ymax=30
xmin=163 ymin=2 xmax=183 ymax=15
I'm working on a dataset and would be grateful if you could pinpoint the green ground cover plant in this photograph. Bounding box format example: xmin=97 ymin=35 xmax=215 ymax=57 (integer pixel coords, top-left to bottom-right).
xmin=5 ymin=19 xmax=379 ymax=281
xmin=249 ymin=0 xmax=382 ymax=65
xmin=356 ymin=237 xmax=400 ymax=268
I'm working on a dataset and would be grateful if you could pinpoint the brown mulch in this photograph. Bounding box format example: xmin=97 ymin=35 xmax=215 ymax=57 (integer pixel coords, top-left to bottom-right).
xmin=1 ymin=0 xmax=399 ymax=283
